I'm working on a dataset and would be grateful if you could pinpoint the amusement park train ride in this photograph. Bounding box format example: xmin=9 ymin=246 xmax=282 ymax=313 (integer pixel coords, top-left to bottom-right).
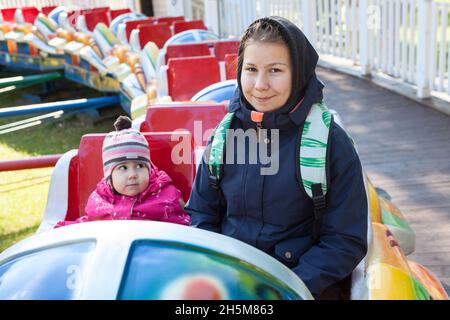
xmin=0 ymin=5 xmax=448 ymax=300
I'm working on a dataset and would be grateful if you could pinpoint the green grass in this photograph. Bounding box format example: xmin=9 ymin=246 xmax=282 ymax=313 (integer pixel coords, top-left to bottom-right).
xmin=0 ymin=77 xmax=120 ymax=253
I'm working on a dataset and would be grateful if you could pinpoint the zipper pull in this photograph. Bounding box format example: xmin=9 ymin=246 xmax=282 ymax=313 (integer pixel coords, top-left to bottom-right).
xmin=251 ymin=111 xmax=264 ymax=143
xmin=256 ymin=122 xmax=262 ymax=142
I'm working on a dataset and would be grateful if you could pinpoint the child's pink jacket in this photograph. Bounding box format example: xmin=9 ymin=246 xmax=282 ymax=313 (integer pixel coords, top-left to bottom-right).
xmin=55 ymin=163 xmax=190 ymax=227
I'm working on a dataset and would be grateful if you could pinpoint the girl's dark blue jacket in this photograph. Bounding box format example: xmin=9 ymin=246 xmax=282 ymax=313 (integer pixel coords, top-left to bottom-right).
xmin=185 ymin=16 xmax=368 ymax=298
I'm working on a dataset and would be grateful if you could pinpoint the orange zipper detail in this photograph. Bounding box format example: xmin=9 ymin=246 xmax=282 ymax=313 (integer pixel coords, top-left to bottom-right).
xmin=251 ymin=111 xmax=264 ymax=143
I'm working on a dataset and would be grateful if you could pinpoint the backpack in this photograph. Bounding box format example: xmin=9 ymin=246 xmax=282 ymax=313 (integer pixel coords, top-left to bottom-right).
xmin=207 ymin=101 xmax=334 ymax=244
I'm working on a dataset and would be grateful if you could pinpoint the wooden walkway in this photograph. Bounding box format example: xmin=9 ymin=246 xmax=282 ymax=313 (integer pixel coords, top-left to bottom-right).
xmin=317 ymin=67 xmax=450 ymax=294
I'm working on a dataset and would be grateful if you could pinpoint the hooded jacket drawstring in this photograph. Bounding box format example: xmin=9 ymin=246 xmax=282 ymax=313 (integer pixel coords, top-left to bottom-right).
xmin=251 ymin=111 xmax=264 ymax=142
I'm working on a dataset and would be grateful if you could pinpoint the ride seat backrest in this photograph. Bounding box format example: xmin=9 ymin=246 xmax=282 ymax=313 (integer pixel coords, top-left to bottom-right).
xmin=125 ymin=18 xmax=154 ymax=40
xmin=213 ymin=40 xmax=240 ymax=61
xmin=165 ymin=43 xmax=211 ymax=64
xmin=1 ymin=8 xmax=17 ymax=22
xmin=225 ymin=53 xmax=238 ymax=80
xmin=110 ymin=8 xmax=131 ymax=20
xmin=143 ymin=103 xmax=228 ymax=146
xmin=84 ymin=10 xmax=110 ymax=31
xmin=138 ymin=23 xmax=172 ymax=49
xmin=156 ymin=16 xmax=185 ymax=26
xmin=167 ymin=55 xmax=221 ymax=101
xmin=87 ymin=7 xmax=110 ymax=12
xmin=41 ymin=6 xmax=57 ymax=17
xmin=21 ymin=7 xmax=40 ymax=23
xmin=66 ymin=132 xmax=195 ymax=221
xmin=173 ymin=20 xmax=207 ymax=34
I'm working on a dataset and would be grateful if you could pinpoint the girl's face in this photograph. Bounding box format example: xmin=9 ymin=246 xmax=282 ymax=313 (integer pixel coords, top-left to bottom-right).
xmin=111 ymin=161 xmax=150 ymax=197
xmin=241 ymin=41 xmax=292 ymax=113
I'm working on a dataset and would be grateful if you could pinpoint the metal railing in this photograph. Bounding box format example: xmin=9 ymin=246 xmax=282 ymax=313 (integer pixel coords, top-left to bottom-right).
xmin=199 ymin=0 xmax=450 ymax=101
xmin=429 ymin=0 xmax=450 ymax=94
xmin=192 ymin=0 xmax=205 ymax=20
xmin=0 ymin=154 xmax=62 ymax=171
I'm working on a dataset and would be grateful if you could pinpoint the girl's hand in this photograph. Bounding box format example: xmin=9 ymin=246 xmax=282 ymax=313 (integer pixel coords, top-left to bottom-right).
xmin=179 ymin=198 xmax=186 ymax=208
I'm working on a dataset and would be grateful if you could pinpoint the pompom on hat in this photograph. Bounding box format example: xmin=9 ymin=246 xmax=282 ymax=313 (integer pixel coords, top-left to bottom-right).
xmin=102 ymin=116 xmax=150 ymax=177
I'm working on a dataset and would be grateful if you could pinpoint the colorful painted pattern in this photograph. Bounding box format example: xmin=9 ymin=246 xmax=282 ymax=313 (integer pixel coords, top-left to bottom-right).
xmin=366 ymin=223 xmax=431 ymax=300
xmin=34 ymin=14 xmax=57 ymax=40
xmin=408 ymin=260 xmax=450 ymax=300
xmin=142 ymin=41 xmax=158 ymax=78
xmin=119 ymin=241 xmax=303 ymax=300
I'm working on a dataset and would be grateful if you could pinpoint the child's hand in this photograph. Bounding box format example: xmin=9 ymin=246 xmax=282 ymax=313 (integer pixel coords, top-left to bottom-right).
xmin=179 ymin=198 xmax=186 ymax=208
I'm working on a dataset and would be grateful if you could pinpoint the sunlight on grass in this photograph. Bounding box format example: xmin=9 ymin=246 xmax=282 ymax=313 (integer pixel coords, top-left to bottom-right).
xmin=0 ymin=144 xmax=52 ymax=252
xmin=0 ymin=114 xmax=115 ymax=253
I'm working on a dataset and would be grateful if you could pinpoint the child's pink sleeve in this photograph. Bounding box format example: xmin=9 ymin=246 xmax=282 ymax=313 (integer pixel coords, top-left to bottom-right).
xmin=84 ymin=189 xmax=115 ymax=220
xmin=53 ymin=190 xmax=113 ymax=229
xmin=165 ymin=185 xmax=191 ymax=226
xmin=54 ymin=215 xmax=90 ymax=228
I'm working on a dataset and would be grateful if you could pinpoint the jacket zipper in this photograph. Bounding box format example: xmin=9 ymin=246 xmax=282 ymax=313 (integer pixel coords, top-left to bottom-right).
xmin=256 ymin=122 xmax=262 ymax=143
xmin=130 ymin=198 xmax=137 ymax=218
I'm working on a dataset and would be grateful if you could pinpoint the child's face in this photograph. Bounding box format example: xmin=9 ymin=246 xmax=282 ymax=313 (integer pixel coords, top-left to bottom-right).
xmin=111 ymin=161 xmax=150 ymax=197
xmin=241 ymin=41 xmax=292 ymax=113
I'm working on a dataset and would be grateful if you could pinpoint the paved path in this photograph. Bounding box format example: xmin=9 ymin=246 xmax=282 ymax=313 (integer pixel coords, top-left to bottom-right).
xmin=317 ymin=66 xmax=450 ymax=294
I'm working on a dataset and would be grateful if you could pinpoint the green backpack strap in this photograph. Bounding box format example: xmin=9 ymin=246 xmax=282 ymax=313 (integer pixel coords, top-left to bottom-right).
xmin=208 ymin=112 xmax=234 ymax=189
xmin=300 ymin=101 xmax=333 ymax=244
xmin=207 ymin=103 xmax=333 ymax=245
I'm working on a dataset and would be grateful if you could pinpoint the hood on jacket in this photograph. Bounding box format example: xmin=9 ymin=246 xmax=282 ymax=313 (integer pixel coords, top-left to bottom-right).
xmin=231 ymin=16 xmax=323 ymax=130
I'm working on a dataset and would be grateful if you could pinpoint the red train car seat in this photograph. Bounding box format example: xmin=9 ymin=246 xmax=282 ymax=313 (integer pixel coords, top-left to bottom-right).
xmin=156 ymin=16 xmax=184 ymax=26
xmin=213 ymin=40 xmax=240 ymax=61
xmin=142 ymin=102 xmax=228 ymax=146
xmin=165 ymin=43 xmax=210 ymax=64
xmin=125 ymin=18 xmax=154 ymax=40
xmin=66 ymin=132 xmax=195 ymax=220
xmin=225 ymin=53 xmax=238 ymax=80
xmin=138 ymin=23 xmax=172 ymax=49
xmin=167 ymin=55 xmax=221 ymax=101
xmin=84 ymin=9 xmax=110 ymax=31
xmin=110 ymin=8 xmax=131 ymax=20
xmin=41 ymin=6 xmax=56 ymax=17
xmin=1 ymin=8 xmax=17 ymax=22
xmin=21 ymin=7 xmax=40 ymax=23
xmin=173 ymin=19 xmax=207 ymax=34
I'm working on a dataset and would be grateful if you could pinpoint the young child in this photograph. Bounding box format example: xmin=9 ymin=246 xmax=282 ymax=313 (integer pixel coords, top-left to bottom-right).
xmin=55 ymin=116 xmax=190 ymax=227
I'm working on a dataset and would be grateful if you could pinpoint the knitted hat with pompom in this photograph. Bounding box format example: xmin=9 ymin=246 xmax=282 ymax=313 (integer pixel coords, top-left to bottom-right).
xmin=102 ymin=116 xmax=150 ymax=177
